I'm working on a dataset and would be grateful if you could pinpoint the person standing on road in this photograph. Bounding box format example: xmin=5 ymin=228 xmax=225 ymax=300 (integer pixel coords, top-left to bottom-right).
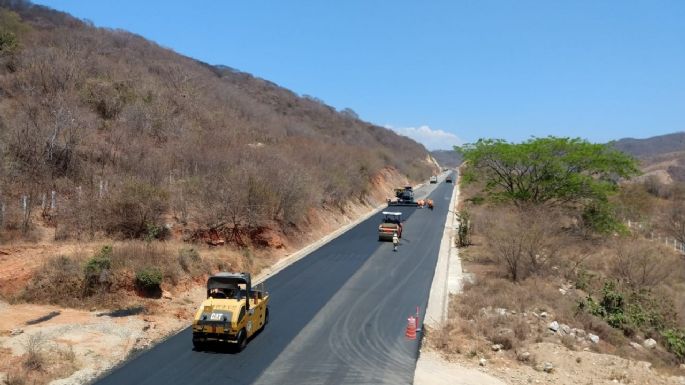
xmin=392 ymin=232 xmax=399 ymax=252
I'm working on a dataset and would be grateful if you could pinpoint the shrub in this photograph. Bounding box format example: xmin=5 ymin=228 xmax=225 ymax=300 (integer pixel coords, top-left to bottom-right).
xmin=21 ymin=255 xmax=83 ymax=306
xmin=579 ymin=280 xmax=678 ymax=338
xmin=135 ymin=267 xmax=163 ymax=291
xmin=103 ymin=180 xmax=168 ymax=239
xmin=22 ymin=333 xmax=46 ymax=371
xmin=178 ymin=247 xmax=205 ymax=275
xmin=580 ymin=201 xmax=626 ymax=235
xmin=83 ymin=245 xmax=113 ymax=296
xmin=662 ymin=329 xmax=685 ymax=361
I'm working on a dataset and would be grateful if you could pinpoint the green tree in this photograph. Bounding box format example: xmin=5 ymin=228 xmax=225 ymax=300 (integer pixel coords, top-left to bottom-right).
xmin=457 ymin=137 xmax=639 ymax=207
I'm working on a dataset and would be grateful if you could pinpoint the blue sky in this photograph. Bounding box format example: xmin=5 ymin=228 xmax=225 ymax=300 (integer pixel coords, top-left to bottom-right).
xmin=33 ymin=1 xmax=685 ymax=149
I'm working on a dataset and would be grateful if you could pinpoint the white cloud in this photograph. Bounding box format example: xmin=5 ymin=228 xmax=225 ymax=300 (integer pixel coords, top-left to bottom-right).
xmin=386 ymin=125 xmax=463 ymax=151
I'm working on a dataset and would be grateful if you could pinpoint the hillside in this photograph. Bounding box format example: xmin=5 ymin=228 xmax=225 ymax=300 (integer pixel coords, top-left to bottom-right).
xmin=611 ymin=132 xmax=685 ymax=183
xmin=430 ymin=149 xmax=462 ymax=168
xmin=0 ymin=0 xmax=435 ymax=243
xmin=611 ymin=132 xmax=685 ymax=158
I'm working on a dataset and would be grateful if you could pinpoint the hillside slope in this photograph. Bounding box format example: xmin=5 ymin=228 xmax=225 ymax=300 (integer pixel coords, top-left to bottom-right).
xmin=430 ymin=150 xmax=462 ymax=168
xmin=0 ymin=1 xmax=435 ymax=243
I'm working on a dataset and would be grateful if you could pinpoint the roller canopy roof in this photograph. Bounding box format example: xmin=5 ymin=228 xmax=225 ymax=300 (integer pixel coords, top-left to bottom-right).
xmin=206 ymin=272 xmax=251 ymax=290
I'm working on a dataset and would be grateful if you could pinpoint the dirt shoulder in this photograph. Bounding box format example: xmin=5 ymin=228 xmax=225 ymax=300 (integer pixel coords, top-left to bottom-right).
xmin=429 ymin=342 xmax=685 ymax=385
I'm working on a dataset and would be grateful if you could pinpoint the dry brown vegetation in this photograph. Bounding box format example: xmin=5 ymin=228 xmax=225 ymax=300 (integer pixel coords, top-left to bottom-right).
xmin=0 ymin=1 xmax=434 ymax=245
xmin=431 ymin=176 xmax=685 ymax=373
xmin=15 ymin=241 xmax=257 ymax=310
xmin=0 ymin=332 xmax=79 ymax=385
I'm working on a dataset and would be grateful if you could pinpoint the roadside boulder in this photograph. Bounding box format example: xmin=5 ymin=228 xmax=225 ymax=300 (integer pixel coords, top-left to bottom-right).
xmin=643 ymin=338 xmax=657 ymax=349
xmin=548 ymin=321 xmax=560 ymax=332
xmin=588 ymin=333 xmax=600 ymax=344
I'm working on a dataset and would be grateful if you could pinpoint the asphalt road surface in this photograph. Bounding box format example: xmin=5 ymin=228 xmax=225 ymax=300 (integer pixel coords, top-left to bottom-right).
xmin=94 ymin=174 xmax=456 ymax=385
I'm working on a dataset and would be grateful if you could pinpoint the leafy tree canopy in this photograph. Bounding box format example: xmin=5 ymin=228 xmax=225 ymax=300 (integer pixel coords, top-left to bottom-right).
xmin=457 ymin=137 xmax=639 ymax=207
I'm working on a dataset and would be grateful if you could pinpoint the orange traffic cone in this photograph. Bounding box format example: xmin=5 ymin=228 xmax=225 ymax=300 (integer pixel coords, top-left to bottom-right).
xmin=405 ymin=316 xmax=417 ymax=340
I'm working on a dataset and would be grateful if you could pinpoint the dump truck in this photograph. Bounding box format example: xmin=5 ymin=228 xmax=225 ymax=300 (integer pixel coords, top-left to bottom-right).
xmin=429 ymin=176 xmax=438 ymax=184
xmin=378 ymin=211 xmax=402 ymax=241
xmin=192 ymin=272 xmax=269 ymax=351
xmin=387 ymin=186 xmax=418 ymax=206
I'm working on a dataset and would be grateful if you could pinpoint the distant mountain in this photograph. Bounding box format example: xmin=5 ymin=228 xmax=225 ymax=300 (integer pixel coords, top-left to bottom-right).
xmin=611 ymin=132 xmax=685 ymax=158
xmin=430 ymin=150 xmax=463 ymax=168
xmin=611 ymin=132 xmax=685 ymax=183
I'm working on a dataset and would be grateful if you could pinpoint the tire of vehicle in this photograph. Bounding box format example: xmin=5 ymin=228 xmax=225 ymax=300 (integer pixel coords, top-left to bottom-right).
xmin=235 ymin=329 xmax=247 ymax=352
xmin=192 ymin=338 xmax=205 ymax=351
xmin=378 ymin=236 xmax=383 ymax=242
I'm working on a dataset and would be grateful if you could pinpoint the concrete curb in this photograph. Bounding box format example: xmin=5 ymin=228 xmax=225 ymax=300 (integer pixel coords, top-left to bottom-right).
xmin=422 ymin=172 xmax=460 ymax=328
xmin=414 ymin=171 xmax=461 ymax=385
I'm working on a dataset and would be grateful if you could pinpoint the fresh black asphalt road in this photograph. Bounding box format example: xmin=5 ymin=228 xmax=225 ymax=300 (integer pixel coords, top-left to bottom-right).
xmin=94 ymin=174 xmax=455 ymax=385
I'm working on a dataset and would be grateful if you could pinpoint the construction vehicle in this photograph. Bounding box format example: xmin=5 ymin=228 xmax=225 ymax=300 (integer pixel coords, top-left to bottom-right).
xmin=429 ymin=176 xmax=438 ymax=184
xmin=378 ymin=211 xmax=402 ymax=241
xmin=387 ymin=186 xmax=418 ymax=206
xmin=192 ymin=272 xmax=269 ymax=351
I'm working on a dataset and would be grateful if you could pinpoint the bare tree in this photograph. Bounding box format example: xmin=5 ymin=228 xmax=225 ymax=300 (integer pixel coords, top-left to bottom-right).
xmin=610 ymin=240 xmax=678 ymax=291
xmin=665 ymin=200 xmax=685 ymax=246
xmin=485 ymin=206 xmax=562 ymax=282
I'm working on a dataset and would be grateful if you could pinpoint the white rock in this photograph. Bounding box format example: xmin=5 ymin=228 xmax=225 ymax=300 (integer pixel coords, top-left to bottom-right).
xmin=494 ymin=308 xmax=507 ymax=316
xmin=9 ymin=328 xmax=23 ymax=336
xmin=540 ymin=311 xmax=548 ymax=318
xmin=588 ymin=333 xmax=600 ymax=344
xmin=573 ymin=328 xmax=586 ymax=338
xmin=519 ymin=351 xmax=531 ymax=361
xmin=630 ymin=342 xmax=642 ymax=350
xmin=479 ymin=358 xmax=487 ymax=366
xmin=492 ymin=344 xmax=503 ymax=352
xmin=548 ymin=321 xmax=560 ymax=332
xmin=643 ymin=338 xmax=657 ymax=349
xmin=559 ymin=288 xmax=567 ymax=295
xmin=543 ymin=362 xmax=554 ymax=373
xmin=560 ymin=324 xmax=571 ymax=335
xmin=162 ymin=290 xmax=173 ymax=300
